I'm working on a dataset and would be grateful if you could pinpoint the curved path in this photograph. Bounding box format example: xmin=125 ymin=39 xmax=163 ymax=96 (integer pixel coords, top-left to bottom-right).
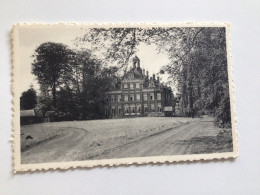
xmin=95 ymin=117 xmax=223 ymax=159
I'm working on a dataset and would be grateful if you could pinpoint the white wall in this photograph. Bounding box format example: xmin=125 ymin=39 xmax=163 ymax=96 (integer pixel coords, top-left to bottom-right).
xmin=1 ymin=0 xmax=260 ymax=194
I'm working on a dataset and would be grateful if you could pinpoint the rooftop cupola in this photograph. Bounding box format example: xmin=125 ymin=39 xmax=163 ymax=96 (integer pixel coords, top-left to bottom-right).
xmin=153 ymin=73 xmax=155 ymax=80
xmin=133 ymin=55 xmax=140 ymax=69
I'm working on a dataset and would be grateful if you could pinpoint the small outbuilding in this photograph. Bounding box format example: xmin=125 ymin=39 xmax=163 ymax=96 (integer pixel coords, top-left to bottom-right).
xmin=20 ymin=109 xmax=42 ymax=125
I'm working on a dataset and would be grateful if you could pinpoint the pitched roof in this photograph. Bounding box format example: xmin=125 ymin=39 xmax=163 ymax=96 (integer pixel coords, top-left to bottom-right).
xmin=20 ymin=109 xmax=35 ymax=117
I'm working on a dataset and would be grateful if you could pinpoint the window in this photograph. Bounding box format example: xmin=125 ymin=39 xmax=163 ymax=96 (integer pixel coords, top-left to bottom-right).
xmin=157 ymin=93 xmax=161 ymax=100
xmin=118 ymin=107 xmax=122 ymax=114
xmin=151 ymin=104 xmax=155 ymax=112
xmin=144 ymin=104 xmax=148 ymax=113
xmin=136 ymin=104 xmax=141 ymax=113
xmin=130 ymin=94 xmax=134 ymax=101
xmin=106 ymin=96 xmax=109 ymax=102
xmin=124 ymin=95 xmax=129 ymax=102
xmin=136 ymin=83 xmax=140 ymax=89
xmin=124 ymin=83 xmax=128 ymax=89
xmin=136 ymin=94 xmax=140 ymax=101
xmin=143 ymin=93 xmax=147 ymax=101
xmin=150 ymin=93 xmax=154 ymax=100
xmin=105 ymin=108 xmax=109 ymax=115
xmin=117 ymin=95 xmax=121 ymax=102
xmin=111 ymin=107 xmax=116 ymax=115
xmin=157 ymin=103 xmax=162 ymax=112
xmin=111 ymin=95 xmax=115 ymax=102
xmin=130 ymin=104 xmax=135 ymax=114
xmin=130 ymin=83 xmax=134 ymax=89
xmin=124 ymin=104 xmax=129 ymax=114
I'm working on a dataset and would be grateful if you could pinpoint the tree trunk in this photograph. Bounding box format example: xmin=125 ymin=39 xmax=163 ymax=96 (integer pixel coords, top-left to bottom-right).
xmin=52 ymin=83 xmax=57 ymax=108
xmin=82 ymin=63 xmax=88 ymax=119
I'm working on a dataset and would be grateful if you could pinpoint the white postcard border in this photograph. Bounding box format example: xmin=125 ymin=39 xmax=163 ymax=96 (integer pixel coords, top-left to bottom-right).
xmin=12 ymin=22 xmax=238 ymax=172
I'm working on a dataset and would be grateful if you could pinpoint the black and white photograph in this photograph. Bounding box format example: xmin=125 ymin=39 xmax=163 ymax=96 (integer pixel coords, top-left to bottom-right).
xmin=12 ymin=23 xmax=237 ymax=171
xmin=3 ymin=0 xmax=260 ymax=194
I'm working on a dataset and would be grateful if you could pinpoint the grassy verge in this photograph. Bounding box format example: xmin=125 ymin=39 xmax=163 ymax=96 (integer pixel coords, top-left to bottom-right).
xmin=182 ymin=129 xmax=233 ymax=154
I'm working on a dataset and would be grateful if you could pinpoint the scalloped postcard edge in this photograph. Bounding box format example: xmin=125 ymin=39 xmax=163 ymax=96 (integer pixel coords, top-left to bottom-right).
xmin=11 ymin=22 xmax=238 ymax=173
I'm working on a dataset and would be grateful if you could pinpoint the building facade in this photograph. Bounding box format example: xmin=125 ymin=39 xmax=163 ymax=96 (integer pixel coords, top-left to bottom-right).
xmin=104 ymin=56 xmax=174 ymax=118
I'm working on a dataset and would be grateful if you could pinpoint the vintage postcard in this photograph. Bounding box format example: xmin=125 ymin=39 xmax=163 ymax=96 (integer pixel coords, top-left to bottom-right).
xmin=12 ymin=23 xmax=238 ymax=172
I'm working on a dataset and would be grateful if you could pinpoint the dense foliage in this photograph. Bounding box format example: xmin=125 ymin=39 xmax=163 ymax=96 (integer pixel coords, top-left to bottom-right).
xmin=31 ymin=43 xmax=117 ymax=121
xmin=32 ymin=42 xmax=75 ymax=108
xmin=20 ymin=86 xmax=37 ymax=110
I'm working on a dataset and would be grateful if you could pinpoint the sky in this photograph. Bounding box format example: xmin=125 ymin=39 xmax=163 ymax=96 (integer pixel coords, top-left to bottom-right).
xmin=17 ymin=25 xmax=172 ymax=96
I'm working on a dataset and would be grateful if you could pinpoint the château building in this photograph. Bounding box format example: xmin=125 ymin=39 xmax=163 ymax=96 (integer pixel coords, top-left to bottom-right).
xmin=104 ymin=56 xmax=174 ymax=118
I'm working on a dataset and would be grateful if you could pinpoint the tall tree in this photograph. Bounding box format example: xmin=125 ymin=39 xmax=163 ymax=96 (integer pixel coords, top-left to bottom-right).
xmin=31 ymin=42 xmax=75 ymax=108
xmin=71 ymin=49 xmax=118 ymax=119
xmin=158 ymin=27 xmax=230 ymax=125
xmin=20 ymin=86 xmax=37 ymax=110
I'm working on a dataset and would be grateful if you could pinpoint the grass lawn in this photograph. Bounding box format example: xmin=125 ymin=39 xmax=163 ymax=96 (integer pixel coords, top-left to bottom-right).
xmin=20 ymin=117 xmax=197 ymax=151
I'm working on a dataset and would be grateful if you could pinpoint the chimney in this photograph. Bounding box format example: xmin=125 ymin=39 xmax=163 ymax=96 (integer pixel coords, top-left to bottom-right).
xmin=153 ymin=74 xmax=155 ymax=80
xmin=157 ymin=76 xmax=160 ymax=82
xmin=143 ymin=68 xmax=145 ymax=75
xmin=146 ymin=71 xmax=149 ymax=77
